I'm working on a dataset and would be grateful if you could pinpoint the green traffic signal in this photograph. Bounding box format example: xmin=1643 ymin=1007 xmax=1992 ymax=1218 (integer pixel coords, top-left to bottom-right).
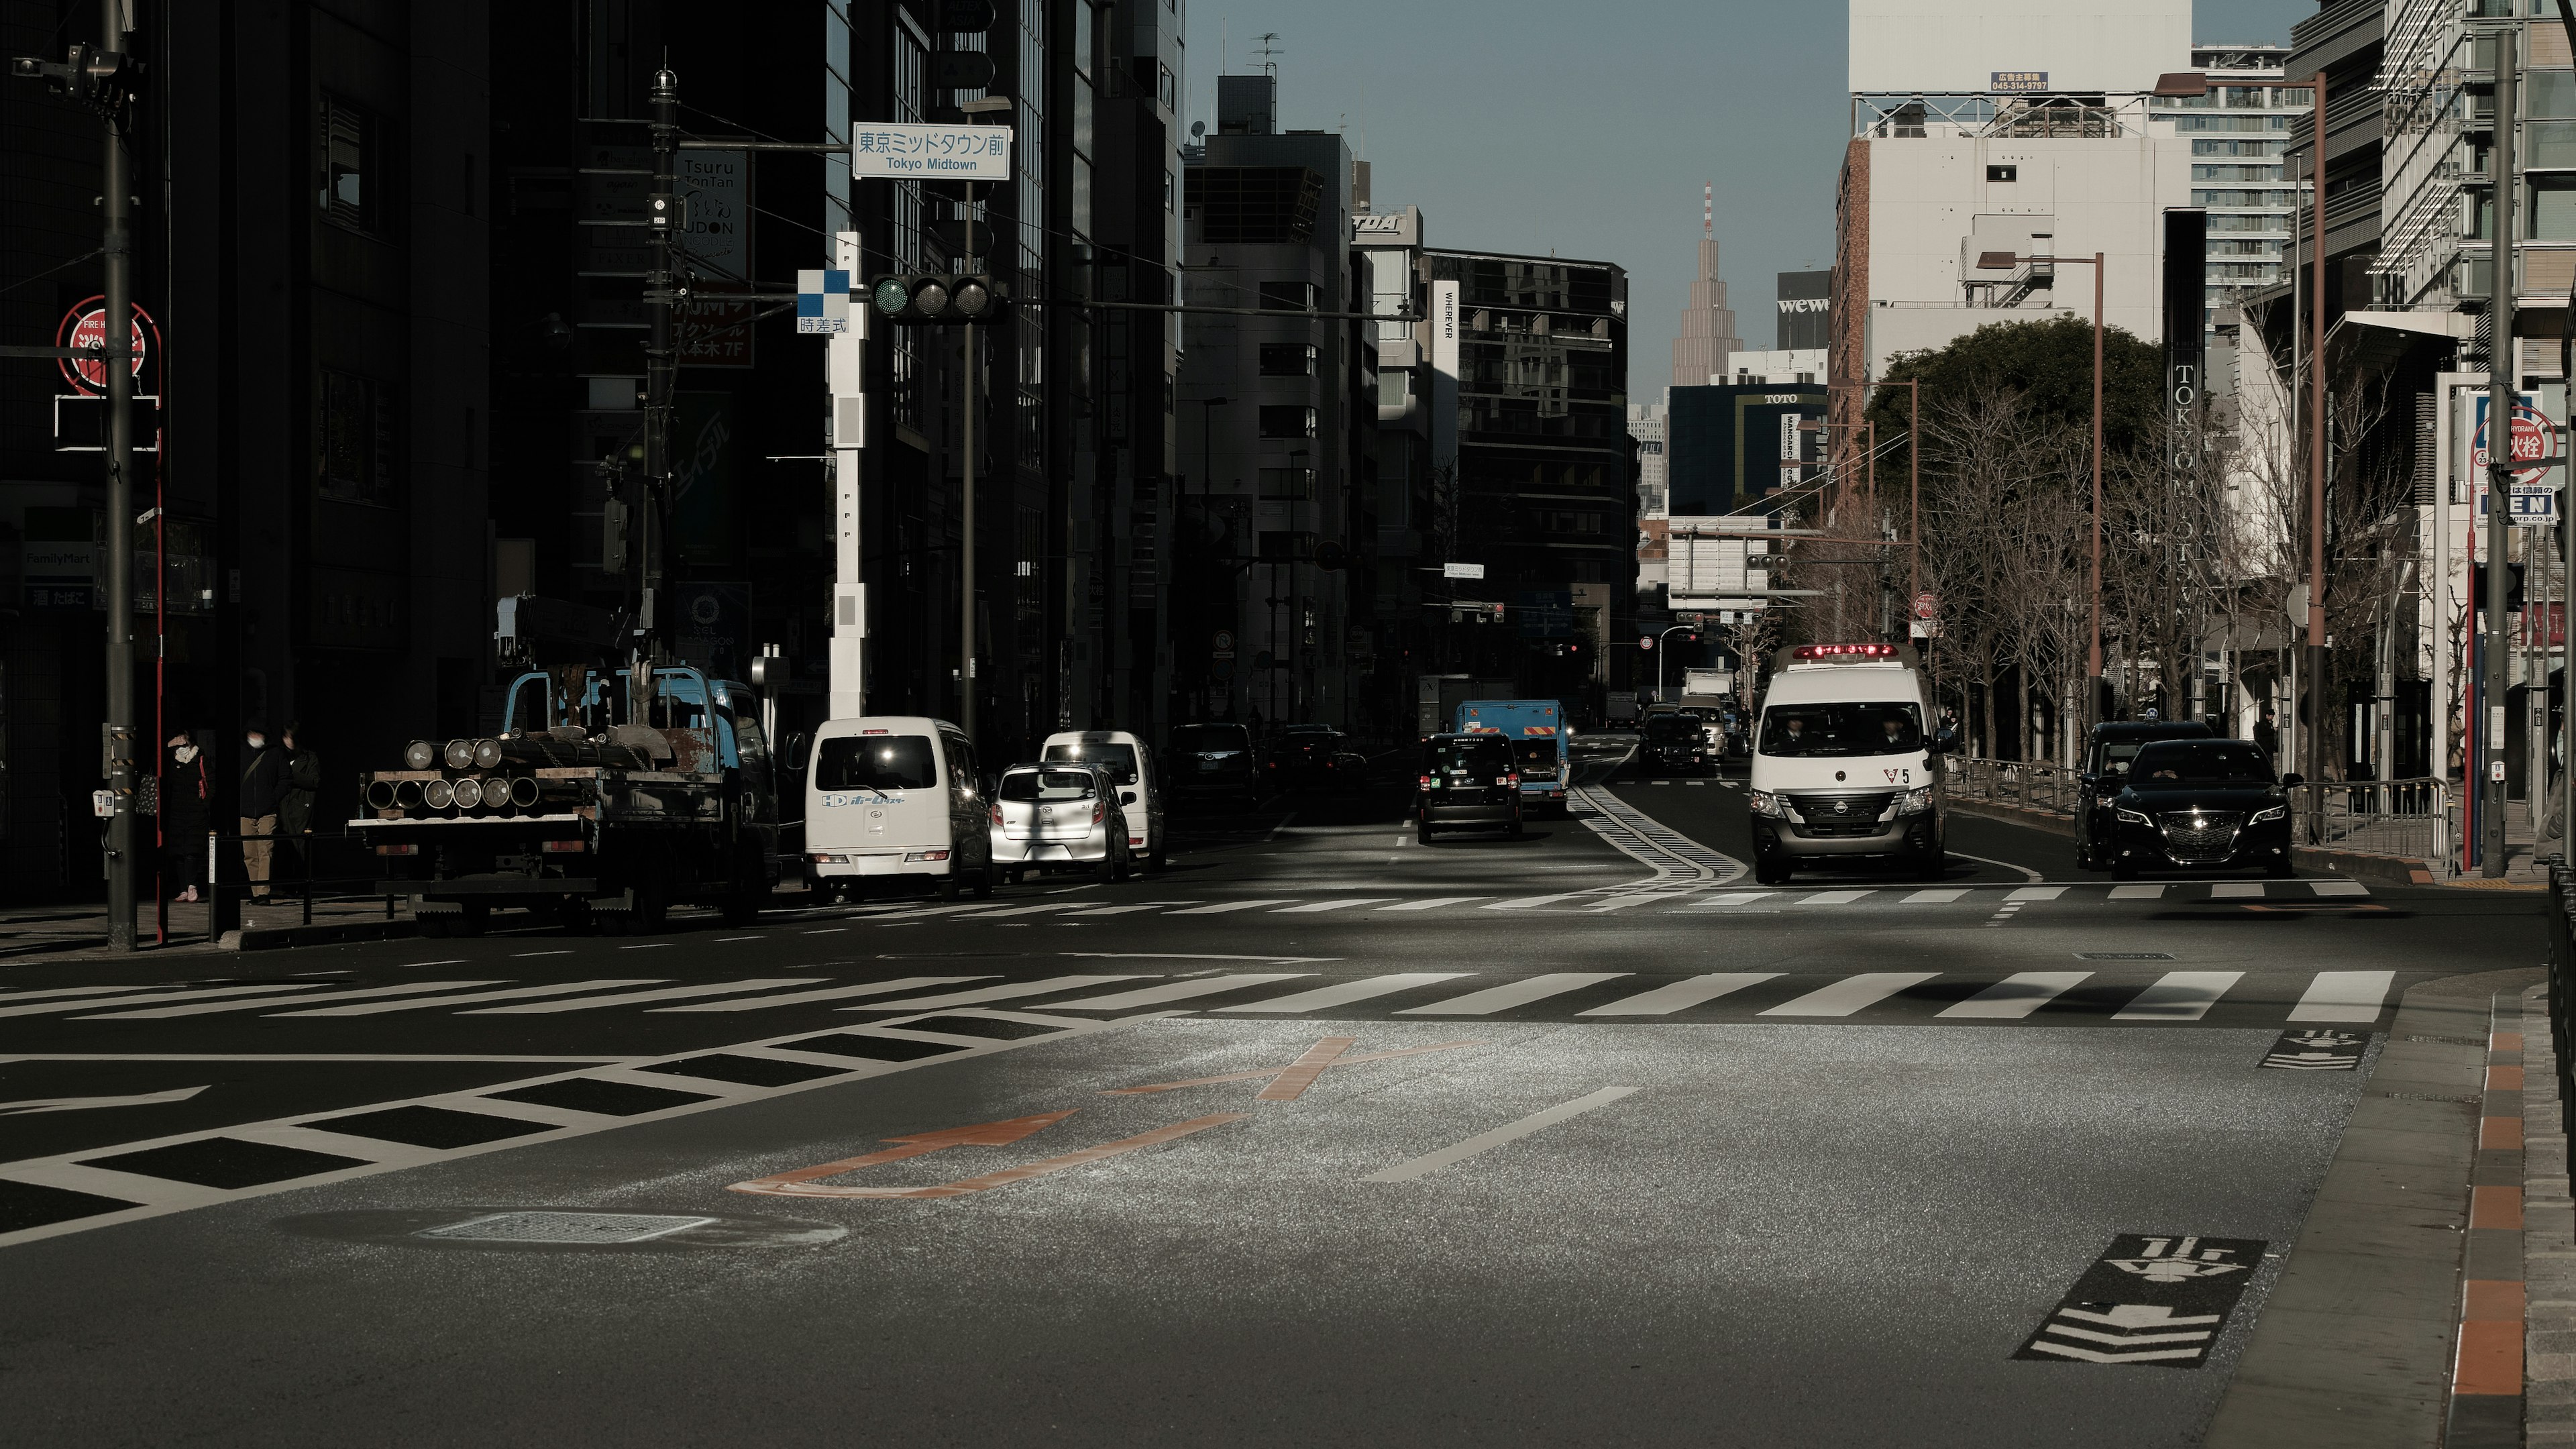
xmin=871 ymin=277 xmax=911 ymax=317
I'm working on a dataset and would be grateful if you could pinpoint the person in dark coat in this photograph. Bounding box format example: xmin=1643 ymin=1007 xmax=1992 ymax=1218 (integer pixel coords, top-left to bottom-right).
xmin=280 ymin=723 xmax=322 ymax=883
xmin=164 ymin=732 xmax=210 ymax=903
xmin=2252 ymin=706 xmax=2279 ymax=762
xmin=239 ymin=720 xmax=284 ymax=900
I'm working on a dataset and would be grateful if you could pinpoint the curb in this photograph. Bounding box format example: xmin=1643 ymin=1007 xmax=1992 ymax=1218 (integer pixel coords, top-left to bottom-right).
xmin=219 ymin=918 xmax=420 ymax=951
xmin=1942 ymin=799 xmax=2434 ymax=890
xmin=2445 ymin=993 xmax=2528 ymax=1444
xmin=2522 ymin=982 xmax=2576 ymax=1446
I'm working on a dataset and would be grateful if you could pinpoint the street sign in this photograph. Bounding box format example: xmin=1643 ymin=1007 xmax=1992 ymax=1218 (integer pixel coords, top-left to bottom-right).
xmin=850 ymin=123 xmax=1013 ymax=180
xmin=1213 ymin=629 xmax=1234 ymax=651
xmin=55 ymin=297 xmax=151 ymax=394
xmin=795 ymin=270 xmax=854 ymax=334
xmin=2283 ymin=582 xmax=2308 ymax=625
xmin=2473 ymin=393 xmax=2555 ymax=486
xmin=1442 ymin=561 xmax=1484 ymax=580
xmin=1913 ymin=591 xmax=1937 ymax=621
xmin=2510 ymin=484 xmax=2560 ymax=527
xmin=1638 ymin=635 xmax=1654 ymax=651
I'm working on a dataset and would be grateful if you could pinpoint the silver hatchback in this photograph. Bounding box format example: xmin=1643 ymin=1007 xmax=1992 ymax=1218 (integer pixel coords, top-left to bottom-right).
xmin=989 ymin=763 xmax=1132 ymax=883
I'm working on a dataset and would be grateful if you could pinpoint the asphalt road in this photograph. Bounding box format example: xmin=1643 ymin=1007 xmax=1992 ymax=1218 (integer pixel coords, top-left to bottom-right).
xmin=0 ymin=738 xmax=2544 ymax=1444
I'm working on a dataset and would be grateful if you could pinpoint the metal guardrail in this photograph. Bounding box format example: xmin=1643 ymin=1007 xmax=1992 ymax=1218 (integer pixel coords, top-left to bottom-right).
xmin=1945 ymin=759 xmax=2454 ymax=871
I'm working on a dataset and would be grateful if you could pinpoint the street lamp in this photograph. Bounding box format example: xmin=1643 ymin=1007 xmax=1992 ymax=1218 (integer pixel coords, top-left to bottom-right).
xmin=2158 ymin=67 xmax=2332 ymax=819
xmin=1980 ymin=249 xmax=2106 ymax=726
xmin=1650 ymin=623 xmax=1703 ymax=702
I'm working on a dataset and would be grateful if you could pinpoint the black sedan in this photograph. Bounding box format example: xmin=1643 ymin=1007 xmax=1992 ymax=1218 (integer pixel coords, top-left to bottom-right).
xmin=2073 ymin=720 xmax=2214 ymax=869
xmin=2105 ymin=739 xmax=2302 ymax=880
xmin=1635 ymin=712 xmax=1715 ymax=777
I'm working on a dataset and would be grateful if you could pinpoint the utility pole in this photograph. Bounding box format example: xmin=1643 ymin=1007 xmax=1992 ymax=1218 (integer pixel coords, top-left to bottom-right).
xmin=13 ymin=7 xmax=140 ymax=947
xmin=960 ymin=180 xmax=979 ymax=743
xmin=640 ymin=66 xmax=681 ymax=659
xmin=2486 ymin=28 xmax=2519 ymax=877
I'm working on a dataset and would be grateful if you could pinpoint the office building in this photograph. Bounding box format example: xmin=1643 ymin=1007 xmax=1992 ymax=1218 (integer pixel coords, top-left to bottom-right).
xmin=1666 ymin=384 xmax=1828 ymax=518
xmin=1630 ymin=402 xmax=1668 ymax=608
xmin=1671 ymin=189 xmax=1746 ymax=389
xmin=1776 ymin=269 xmax=1832 ymax=351
xmin=2161 ymin=44 xmax=2297 ymax=329
xmin=1723 ymin=350 xmax=1826 ymax=384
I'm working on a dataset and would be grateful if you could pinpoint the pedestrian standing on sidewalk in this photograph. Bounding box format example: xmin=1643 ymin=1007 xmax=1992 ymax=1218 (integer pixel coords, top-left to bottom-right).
xmin=164 ymin=732 xmax=209 ymax=903
xmin=2253 ymin=706 xmax=2279 ymax=763
xmin=280 ymin=722 xmax=321 ymax=888
xmin=239 ymin=720 xmax=284 ymax=901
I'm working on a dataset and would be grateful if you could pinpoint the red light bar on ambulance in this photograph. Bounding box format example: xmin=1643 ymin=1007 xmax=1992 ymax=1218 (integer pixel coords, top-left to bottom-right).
xmin=1795 ymin=643 xmax=1900 ymax=661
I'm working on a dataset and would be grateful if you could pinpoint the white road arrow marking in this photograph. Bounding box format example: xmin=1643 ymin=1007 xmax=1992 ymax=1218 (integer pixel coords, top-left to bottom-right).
xmin=0 ymin=1085 xmax=209 ymax=1116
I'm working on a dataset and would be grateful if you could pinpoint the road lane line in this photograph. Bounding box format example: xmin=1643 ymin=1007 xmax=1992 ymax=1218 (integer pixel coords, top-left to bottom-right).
xmin=1166 ymin=900 xmax=1296 ymax=914
xmin=2309 ymin=879 xmax=2370 ymax=898
xmin=1481 ymin=893 xmax=1591 ymax=911
xmin=1578 ymin=973 xmax=1780 ymax=1016
xmin=1793 ymin=890 xmax=1872 ymax=906
xmin=1676 ymin=892 xmax=1774 ymax=909
xmin=663 ymin=976 xmax=998 ymax=1012
xmin=1043 ymin=975 xmax=1312 ymax=1010
xmin=1589 ymin=892 xmax=1695 ymax=912
xmin=1256 ymin=1037 xmax=1356 ymax=1101
xmin=2004 ymin=886 xmax=2068 ymax=902
xmin=1945 ymin=850 xmax=2045 ymax=882
xmin=1936 ymin=971 xmax=2093 ymax=1020
xmin=1362 ymin=1086 xmax=1640 ymax=1183
xmin=2209 ymin=882 xmax=2265 ymax=900
xmin=831 ymin=976 xmax=1147 ymax=1012
xmin=1057 ymin=904 xmax=1173 ymax=916
xmin=84 ymin=980 xmax=504 ymax=1020
xmin=2108 ymin=884 xmax=2165 ymax=900
xmin=1759 ymin=973 xmax=1940 ymax=1017
xmin=0 ymin=984 xmax=197 ymax=1006
xmin=1216 ymin=973 xmax=1470 ymax=1013
xmin=274 ymin=979 xmax=665 ymax=1017
xmin=1396 ymin=973 xmax=1627 ymax=1016
xmin=1900 ymin=888 xmax=1970 ymax=904
xmin=2112 ymin=971 xmax=2245 ymax=1021
xmin=2287 ymin=970 xmax=2398 ymax=1023
xmin=961 ymin=903 xmax=1081 ymax=918
xmin=464 ymin=978 xmax=826 ymax=1014
xmin=1271 ymin=898 xmax=1399 ymax=913
xmin=1377 ymin=897 xmax=1489 ymax=911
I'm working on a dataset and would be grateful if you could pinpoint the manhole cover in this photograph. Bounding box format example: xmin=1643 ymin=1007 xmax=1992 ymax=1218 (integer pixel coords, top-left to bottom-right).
xmin=2074 ymin=952 xmax=2176 ymax=961
xmin=416 ymin=1212 xmax=714 ymax=1245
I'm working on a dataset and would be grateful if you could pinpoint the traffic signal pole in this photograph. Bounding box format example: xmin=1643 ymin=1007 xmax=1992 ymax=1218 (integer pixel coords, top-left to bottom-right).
xmin=961 ymin=182 xmax=977 ymax=741
xmin=101 ymin=0 xmax=137 ymax=948
xmin=640 ymin=66 xmax=680 ymax=659
xmin=2486 ymin=32 xmax=2518 ymax=877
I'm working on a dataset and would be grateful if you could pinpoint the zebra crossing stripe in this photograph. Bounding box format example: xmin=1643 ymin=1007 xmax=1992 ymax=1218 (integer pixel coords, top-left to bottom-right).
xmin=2112 ymin=972 xmax=2244 ymax=1022
xmin=1759 ymin=973 xmax=1939 ymax=1017
xmin=1165 ymin=900 xmax=1295 ymax=915
xmin=2285 ymin=970 xmax=2397 ymax=1023
xmin=1576 ymin=973 xmax=1779 ymax=1016
xmin=2006 ymin=886 xmax=2068 ymax=902
xmin=273 ymin=979 xmax=662 ymax=1018
xmin=464 ymin=979 xmax=828 ymax=1015
xmin=1936 ymin=971 xmax=2091 ymax=1020
xmin=1902 ymin=888 xmax=1970 ymax=904
xmin=1794 ymin=890 xmax=1872 ymax=906
xmin=85 ymin=981 xmax=504 ymax=1020
xmin=1216 ymin=974 xmax=1470 ymax=1014
xmin=2208 ymin=882 xmax=2265 ymax=900
xmin=1482 ymin=894 xmax=1592 ymax=911
xmin=1377 ymin=897 xmax=1491 ymax=911
xmin=665 ymin=977 xmax=996 ymax=1012
xmin=1273 ymin=898 xmax=1400 ymax=913
xmin=2308 ymin=879 xmax=2369 ymax=898
xmin=1044 ymin=975 xmax=1312 ymax=1010
xmin=837 ymin=976 xmax=1149 ymax=1013
xmin=2109 ymin=884 xmax=2165 ymax=900
xmin=1395 ymin=973 xmax=1628 ymax=1016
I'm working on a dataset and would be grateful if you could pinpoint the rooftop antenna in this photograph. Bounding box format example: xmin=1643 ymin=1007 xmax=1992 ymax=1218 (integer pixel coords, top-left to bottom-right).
xmin=1254 ymin=31 xmax=1283 ymax=77
xmin=1703 ymin=182 xmax=1714 ymax=240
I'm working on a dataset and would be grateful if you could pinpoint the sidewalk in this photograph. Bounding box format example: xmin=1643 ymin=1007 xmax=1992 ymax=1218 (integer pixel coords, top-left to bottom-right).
xmin=2526 ymin=983 xmax=2576 ymax=1444
xmin=0 ymin=893 xmax=413 ymax=963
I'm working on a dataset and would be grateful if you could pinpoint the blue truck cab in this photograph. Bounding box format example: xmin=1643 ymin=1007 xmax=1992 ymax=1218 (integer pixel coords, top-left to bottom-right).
xmin=1454 ymin=699 xmax=1572 ymax=813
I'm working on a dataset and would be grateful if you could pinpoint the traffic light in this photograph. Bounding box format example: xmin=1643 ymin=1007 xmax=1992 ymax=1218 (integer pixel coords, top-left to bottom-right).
xmin=869 ymin=272 xmax=1008 ymax=325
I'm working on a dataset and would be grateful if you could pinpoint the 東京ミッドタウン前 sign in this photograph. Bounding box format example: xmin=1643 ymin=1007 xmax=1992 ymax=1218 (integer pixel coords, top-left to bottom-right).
xmin=851 ymin=123 xmax=1013 ymax=181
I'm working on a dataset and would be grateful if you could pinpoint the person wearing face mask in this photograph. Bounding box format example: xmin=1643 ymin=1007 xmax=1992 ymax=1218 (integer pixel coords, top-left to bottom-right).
xmin=164 ymin=732 xmax=210 ymax=904
xmin=240 ymin=721 xmax=285 ymax=901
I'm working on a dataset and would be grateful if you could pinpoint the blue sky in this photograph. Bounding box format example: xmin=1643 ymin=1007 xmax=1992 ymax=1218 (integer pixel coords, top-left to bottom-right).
xmin=1184 ymin=0 xmax=2314 ymax=388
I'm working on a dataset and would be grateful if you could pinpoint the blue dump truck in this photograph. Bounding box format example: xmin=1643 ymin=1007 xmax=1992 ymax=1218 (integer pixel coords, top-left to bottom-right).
xmin=1455 ymin=699 xmax=1572 ymax=814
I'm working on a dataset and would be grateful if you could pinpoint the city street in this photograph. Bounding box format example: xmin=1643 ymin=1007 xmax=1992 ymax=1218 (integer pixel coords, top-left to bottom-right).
xmin=0 ymin=745 xmax=2534 ymax=1444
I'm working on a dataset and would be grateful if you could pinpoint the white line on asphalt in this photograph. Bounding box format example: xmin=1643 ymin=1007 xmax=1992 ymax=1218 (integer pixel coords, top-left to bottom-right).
xmin=714 ymin=936 xmax=759 ymax=943
xmin=621 ymin=943 xmax=675 ymax=950
xmin=513 ymin=951 xmax=574 ymax=958
xmin=464 ymin=978 xmax=828 ymax=1015
xmin=1901 ymin=888 xmax=1970 ymax=904
xmin=1166 ymin=900 xmax=1296 ymax=914
xmin=400 ymin=960 xmax=468 ymax=969
xmin=1395 ymin=973 xmax=1627 ymax=1016
xmin=2286 ymin=970 xmax=2398 ymax=1023
xmin=2005 ymin=886 xmax=2068 ymax=902
xmin=1273 ymin=898 xmax=1399 ymax=912
xmin=1042 ymin=975 xmax=1312 ymax=1010
xmin=273 ymin=979 xmax=665 ymax=1018
xmin=661 ymin=976 xmax=996 ymax=1012
xmin=2108 ymin=884 xmax=2165 ymax=900
xmin=1577 ymin=973 xmax=1779 ymax=1016
xmin=1061 ymin=953 xmax=1343 ymax=963
xmin=1057 ymin=904 xmax=1175 ymax=916
xmin=837 ymin=976 xmax=1148 ymax=1012
xmin=2112 ymin=971 xmax=2245 ymax=1021
xmin=961 ymin=903 xmax=1080 ymax=918
xmin=1945 ymin=850 xmax=2045 ymax=882
xmin=1362 ymin=1086 xmax=1640 ymax=1183
xmin=1377 ymin=897 xmax=1491 ymax=911
xmin=1793 ymin=890 xmax=1872 ymax=906
xmin=1588 ymin=892 xmax=1695 ymax=912
xmin=1680 ymin=892 xmax=1774 ymax=908
xmin=83 ymin=980 xmax=505 ymax=1020
xmin=2308 ymin=880 xmax=2370 ymax=898
xmin=1218 ymin=973 xmax=1473 ymax=1013
xmin=1758 ymin=973 xmax=1940 ymax=1017
xmin=0 ymin=984 xmax=196 ymax=1006
xmin=1481 ymin=893 xmax=1592 ymax=911
xmin=1936 ymin=971 xmax=2092 ymax=1020
xmin=2208 ymin=883 xmax=2265 ymax=900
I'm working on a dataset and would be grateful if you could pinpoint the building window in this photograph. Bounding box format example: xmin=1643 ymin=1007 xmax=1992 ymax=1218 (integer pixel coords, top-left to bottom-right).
xmin=1986 ymin=164 xmax=2017 ymax=182
xmin=317 ymin=368 xmax=400 ymax=508
xmin=2534 ymin=176 xmax=2576 ymax=239
xmin=1258 ymin=280 xmax=1318 ymax=312
xmin=317 ymin=95 xmax=383 ymax=234
xmin=1377 ymin=370 xmax=1408 ymax=407
xmin=1258 ymin=468 xmax=1313 ymax=499
xmin=1258 ymin=405 xmax=1316 ymax=439
xmin=1259 ymin=343 xmax=1318 ymax=376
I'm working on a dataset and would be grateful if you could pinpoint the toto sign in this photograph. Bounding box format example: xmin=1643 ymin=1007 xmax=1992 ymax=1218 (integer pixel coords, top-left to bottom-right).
xmin=55 ymin=297 xmax=154 ymax=396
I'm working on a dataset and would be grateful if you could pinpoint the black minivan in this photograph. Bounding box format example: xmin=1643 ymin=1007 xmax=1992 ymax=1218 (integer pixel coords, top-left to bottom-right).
xmin=1169 ymin=722 xmax=1260 ymax=810
xmin=1415 ymin=733 xmax=1522 ymax=843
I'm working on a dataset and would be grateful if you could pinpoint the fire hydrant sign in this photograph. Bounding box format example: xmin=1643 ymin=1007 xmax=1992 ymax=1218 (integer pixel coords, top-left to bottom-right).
xmin=2472 ymin=393 xmax=2555 ymax=486
xmin=2013 ymin=1234 xmax=2267 ymax=1367
xmin=850 ymin=123 xmax=1012 ymax=180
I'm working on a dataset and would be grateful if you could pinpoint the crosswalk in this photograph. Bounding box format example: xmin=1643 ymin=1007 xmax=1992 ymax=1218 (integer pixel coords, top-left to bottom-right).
xmin=833 ymin=879 xmax=2372 ymax=923
xmin=0 ymin=965 xmax=2402 ymax=1030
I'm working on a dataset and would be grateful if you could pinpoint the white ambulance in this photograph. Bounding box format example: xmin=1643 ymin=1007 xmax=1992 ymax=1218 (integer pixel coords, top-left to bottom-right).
xmin=1744 ymin=643 xmax=1948 ymax=885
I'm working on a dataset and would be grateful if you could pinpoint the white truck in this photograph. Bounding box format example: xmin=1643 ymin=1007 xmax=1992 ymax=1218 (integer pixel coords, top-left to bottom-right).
xmin=1743 ymin=643 xmax=1948 ymax=885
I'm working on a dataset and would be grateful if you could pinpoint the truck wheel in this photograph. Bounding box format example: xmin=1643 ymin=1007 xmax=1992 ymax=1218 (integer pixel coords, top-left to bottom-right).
xmin=556 ymin=898 xmax=596 ymax=935
xmin=418 ymin=915 xmax=451 ymax=940
xmin=460 ymin=902 xmax=490 ymax=937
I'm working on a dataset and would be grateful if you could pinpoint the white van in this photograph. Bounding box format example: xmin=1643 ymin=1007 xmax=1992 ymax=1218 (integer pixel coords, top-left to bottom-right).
xmin=1744 ymin=643 xmax=1947 ymax=885
xmin=805 ymin=716 xmax=994 ymax=901
xmin=1039 ymin=729 xmax=1166 ymax=869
